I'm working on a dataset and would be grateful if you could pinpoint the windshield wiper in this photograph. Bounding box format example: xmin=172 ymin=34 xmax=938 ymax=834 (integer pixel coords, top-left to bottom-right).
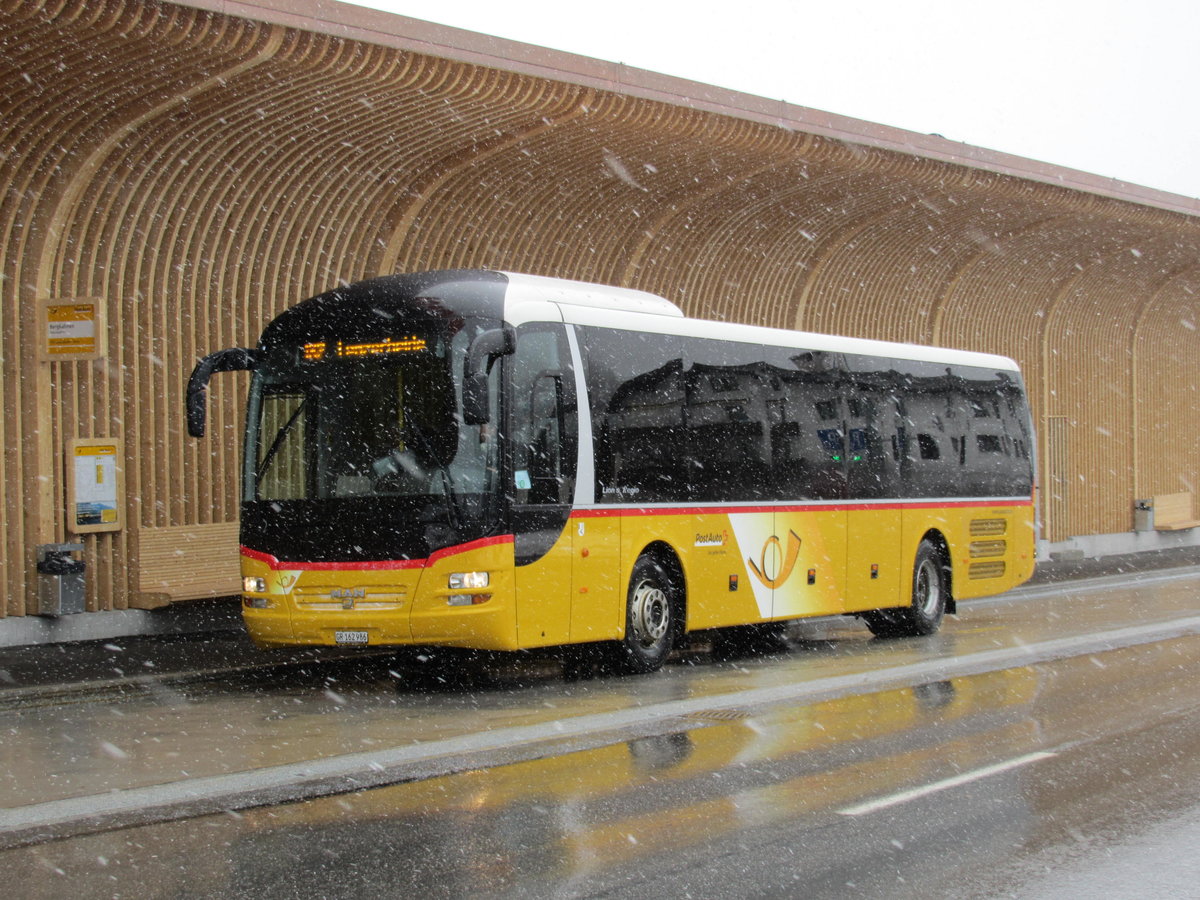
xmin=254 ymin=397 xmax=307 ymax=490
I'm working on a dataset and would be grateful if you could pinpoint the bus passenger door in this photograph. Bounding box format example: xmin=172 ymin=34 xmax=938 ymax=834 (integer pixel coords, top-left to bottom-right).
xmin=570 ymin=512 xmax=622 ymax=643
xmin=511 ymin=325 xmax=577 ymax=648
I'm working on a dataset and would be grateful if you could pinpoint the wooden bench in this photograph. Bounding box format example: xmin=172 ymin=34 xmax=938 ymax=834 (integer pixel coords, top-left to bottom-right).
xmin=137 ymin=522 xmax=241 ymax=607
xmin=1152 ymin=492 xmax=1200 ymax=531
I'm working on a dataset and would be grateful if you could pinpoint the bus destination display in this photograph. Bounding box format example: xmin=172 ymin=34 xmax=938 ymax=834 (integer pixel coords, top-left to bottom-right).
xmin=301 ymin=336 xmax=427 ymax=362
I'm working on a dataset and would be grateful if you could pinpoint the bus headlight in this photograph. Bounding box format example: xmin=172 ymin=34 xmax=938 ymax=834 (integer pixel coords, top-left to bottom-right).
xmin=243 ymin=576 xmax=267 ymax=593
xmin=448 ymin=572 xmax=489 ymax=590
xmin=448 ymin=571 xmax=490 ymax=607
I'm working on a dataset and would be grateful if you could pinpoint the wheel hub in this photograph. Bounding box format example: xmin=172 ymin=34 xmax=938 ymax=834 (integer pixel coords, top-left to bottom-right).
xmin=915 ymin=557 xmax=941 ymax=616
xmin=631 ymin=580 xmax=669 ymax=646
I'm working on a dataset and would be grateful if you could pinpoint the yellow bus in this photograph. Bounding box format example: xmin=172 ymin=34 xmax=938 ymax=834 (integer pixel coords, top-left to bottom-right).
xmin=188 ymin=270 xmax=1036 ymax=673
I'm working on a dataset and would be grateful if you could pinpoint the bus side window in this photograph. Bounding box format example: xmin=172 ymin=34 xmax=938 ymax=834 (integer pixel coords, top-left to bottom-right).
xmin=527 ymin=373 xmax=565 ymax=503
xmin=510 ymin=326 xmax=576 ymax=506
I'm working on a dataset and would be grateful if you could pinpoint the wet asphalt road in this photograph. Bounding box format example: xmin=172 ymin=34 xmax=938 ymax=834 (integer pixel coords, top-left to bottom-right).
xmin=1 ymin=567 xmax=1198 ymax=897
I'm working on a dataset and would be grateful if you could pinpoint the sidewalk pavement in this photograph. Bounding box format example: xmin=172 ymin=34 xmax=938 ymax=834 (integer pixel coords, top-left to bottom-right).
xmin=2 ymin=546 xmax=1198 ymax=707
xmin=0 ymin=627 xmax=377 ymax=708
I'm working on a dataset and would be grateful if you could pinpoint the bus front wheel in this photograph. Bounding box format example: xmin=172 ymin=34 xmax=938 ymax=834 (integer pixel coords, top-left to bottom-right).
xmin=613 ymin=555 xmax=679 ymax=674
xmin=864 ymin=539 xmax=947 ymax=638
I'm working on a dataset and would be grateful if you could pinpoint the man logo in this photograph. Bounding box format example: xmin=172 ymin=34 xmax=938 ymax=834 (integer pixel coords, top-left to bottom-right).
xmin=331 ymin=587 xmax=366 ymax=609
xmin=747 ymin=530 xmax=803 ymax=589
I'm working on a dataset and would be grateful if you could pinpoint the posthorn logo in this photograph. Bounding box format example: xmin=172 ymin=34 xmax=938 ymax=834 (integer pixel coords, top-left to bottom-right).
xmin=747 ymin=530 xmax=803 ymax=588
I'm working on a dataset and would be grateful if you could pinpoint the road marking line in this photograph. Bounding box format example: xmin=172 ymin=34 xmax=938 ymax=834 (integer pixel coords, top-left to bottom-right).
xmin=838 ymin=750 xmax=1057 ymax=817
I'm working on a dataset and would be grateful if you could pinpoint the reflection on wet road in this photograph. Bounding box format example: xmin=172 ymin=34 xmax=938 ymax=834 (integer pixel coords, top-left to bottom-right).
xmin=1 ymin=570 xmax=1199 ymax=897
xmin=2 ymin=570 xmax=1196 ymax=811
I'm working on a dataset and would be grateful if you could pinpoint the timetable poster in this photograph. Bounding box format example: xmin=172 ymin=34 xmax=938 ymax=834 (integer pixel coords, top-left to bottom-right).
xmin=69 ymin=440 xmax=123 ymax=533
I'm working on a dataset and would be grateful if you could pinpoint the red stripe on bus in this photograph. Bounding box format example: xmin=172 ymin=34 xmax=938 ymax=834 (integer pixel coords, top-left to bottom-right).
xmin=570 ymin=498 xmax=1032 ymax=518
xmin=427 ymin=534 xmax=514 ymax=564
xmin=240 ymin=534 xmax=515 ymax=571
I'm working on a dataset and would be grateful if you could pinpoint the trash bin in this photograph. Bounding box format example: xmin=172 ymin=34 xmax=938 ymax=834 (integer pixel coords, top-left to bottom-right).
xmin=1134 ymin=499 xmax=1154 ymax=533
xmin=37 ymin=544 xmax=86 ymax=616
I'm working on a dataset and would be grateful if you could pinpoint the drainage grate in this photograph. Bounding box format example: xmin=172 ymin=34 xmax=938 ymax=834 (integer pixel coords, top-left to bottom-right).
xmin=688 ymin=708 xmax=752 ymax=722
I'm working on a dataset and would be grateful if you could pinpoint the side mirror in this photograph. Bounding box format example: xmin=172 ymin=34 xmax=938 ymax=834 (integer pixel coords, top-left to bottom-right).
xmin=462 ymin=326 xmax=514 ymax=425
xmin=187 ymin=348 xmax=260 ymax=438
xmin=462 ymin=373 xmax=491 ymax=427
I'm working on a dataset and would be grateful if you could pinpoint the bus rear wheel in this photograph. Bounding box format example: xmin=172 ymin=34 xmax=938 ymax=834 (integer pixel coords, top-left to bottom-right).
xmin=864 ymin=539 xmax=947 ymax=638
xmin=612 ymin=555 xmax=679 ymax=674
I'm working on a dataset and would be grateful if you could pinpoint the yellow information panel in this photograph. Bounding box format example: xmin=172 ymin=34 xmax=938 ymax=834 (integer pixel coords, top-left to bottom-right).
xmin=40 ymin=298 xmax=104 ymax=361
xmin=67 ymin=439 xmax=123 ymax=534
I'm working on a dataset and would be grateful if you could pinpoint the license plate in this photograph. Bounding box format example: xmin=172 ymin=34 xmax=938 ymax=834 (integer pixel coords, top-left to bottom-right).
xmin=334 ymin=630 xmax=369 ymax=645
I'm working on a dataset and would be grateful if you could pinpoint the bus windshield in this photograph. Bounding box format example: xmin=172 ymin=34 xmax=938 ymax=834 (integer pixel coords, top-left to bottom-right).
xmin=241 ymin=325 xmax=501 ymax=562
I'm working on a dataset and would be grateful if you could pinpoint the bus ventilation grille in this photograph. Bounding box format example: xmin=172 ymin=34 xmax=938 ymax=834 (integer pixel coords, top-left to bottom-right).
xmin=969 ymin=540 xmax=1007 ymax=558
xmin=968 ymin=560 xmax=1007 ymax=580
xmin=969 ymin=518 xmax=1007 ymax=536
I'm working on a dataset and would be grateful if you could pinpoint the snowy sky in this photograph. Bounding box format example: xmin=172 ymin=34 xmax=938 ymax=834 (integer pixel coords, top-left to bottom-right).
xmin=341 ymin=0 xmax=1200 ymax=200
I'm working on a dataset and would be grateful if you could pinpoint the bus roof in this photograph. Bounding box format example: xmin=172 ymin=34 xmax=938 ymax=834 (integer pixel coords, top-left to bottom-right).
xmin=264 ymin=270 xmax=1020 ymax=375
xmin=496 ymin=272 xmax=1020 ymax=374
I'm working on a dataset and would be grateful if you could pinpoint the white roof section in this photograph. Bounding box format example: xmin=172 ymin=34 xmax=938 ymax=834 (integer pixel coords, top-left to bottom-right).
xmin=498 ymin=271 xmax=1019 ymax=373
xmin=502 ymin=271 xmax=683 ymax=317
xmin=558 ymin=302 xmax=1021 ymax=374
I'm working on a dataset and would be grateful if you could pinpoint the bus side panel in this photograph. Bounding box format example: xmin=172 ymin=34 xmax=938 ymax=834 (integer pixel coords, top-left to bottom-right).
xmin=1011 ymin=505 xmax=1038 ymax=586
xmin=515 ymin=529 xmax=574 ymax=648
xmin=766 ymin=508 xmax=847 ymax=619
xmin=618 ymin=511 xmax=694 ymax=630
xmin=900 ymin=502 xmax=1036 ymax=608
xmin=950 ymin=501 xmax=1037 ymax=600
xmin=842 ymin=507 xmax=903 ymax=614
xmin=899 ymin=506 xmax=953 ymax=609
xmin=570 ymin=512 xmax=624 ymax=644
xmin=510 ymin=513 xmax=627 ymax=649
xmin=688 ymin=510 xmax=768 ymax=629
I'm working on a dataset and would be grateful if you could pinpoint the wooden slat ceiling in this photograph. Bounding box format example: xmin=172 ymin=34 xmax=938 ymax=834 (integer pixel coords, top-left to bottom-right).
xmin=3 ymin=0 xmax=1200 ymax=612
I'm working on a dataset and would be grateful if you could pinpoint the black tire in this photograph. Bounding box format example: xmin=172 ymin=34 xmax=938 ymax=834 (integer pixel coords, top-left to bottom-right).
xmin=612 ymin=555 xmax=679 ymax=674
xmin=864 ymin=539 xmax=948 ymax=637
